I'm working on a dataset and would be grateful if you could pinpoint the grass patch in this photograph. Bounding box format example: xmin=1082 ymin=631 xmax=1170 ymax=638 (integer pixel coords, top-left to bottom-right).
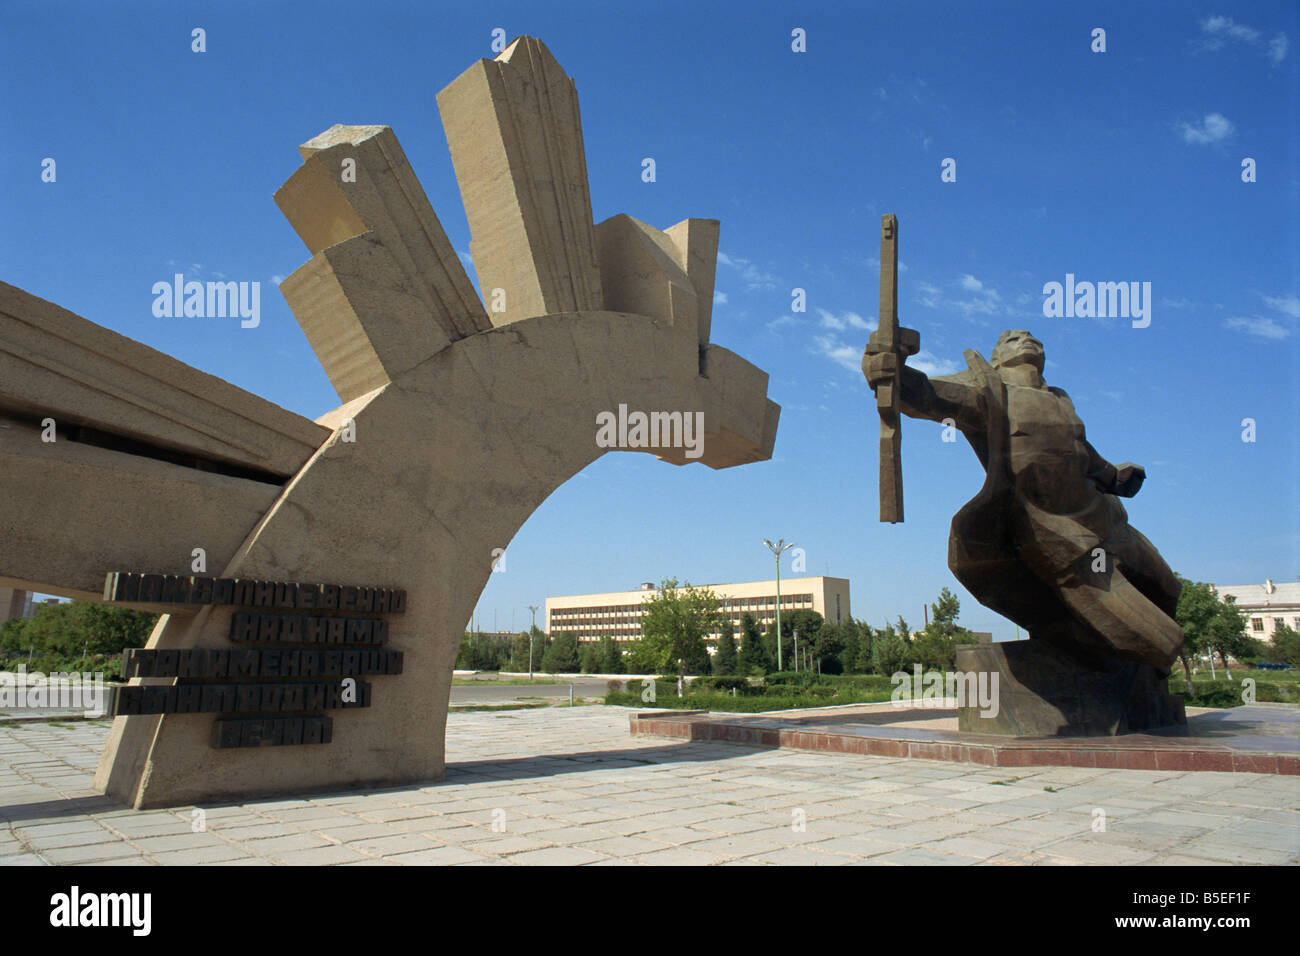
xmin=607 ymin=676 xmax=905 ymax=712
xmin=1167 ymin=670 xmax=1299 ymax=708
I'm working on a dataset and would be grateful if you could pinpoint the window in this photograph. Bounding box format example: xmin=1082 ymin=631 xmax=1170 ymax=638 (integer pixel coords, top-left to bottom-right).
xmin=1274 ymin=618 xmax=1285 ymax=631
xmin=1251 ymin=618 xmax=1264 ymax=632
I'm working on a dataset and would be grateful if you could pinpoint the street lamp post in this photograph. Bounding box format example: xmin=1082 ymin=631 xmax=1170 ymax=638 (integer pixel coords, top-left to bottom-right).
xmin=527 ymin=605 xmax=540 ymax=680
xmin=763 ymin=539 xmax=795 ymax=672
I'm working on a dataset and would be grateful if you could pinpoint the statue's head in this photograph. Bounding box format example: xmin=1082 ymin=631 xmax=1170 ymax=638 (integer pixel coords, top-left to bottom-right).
xmin=991 ymin=329 xmax=1044 ymax=374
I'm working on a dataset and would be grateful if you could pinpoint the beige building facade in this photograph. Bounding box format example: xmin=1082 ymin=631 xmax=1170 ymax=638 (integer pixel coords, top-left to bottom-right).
xmin=0 ymin=587 xmax=32 ymax=624
xmin=546 ymin=576 xmax=851 ymax=644
xmin=1214 ymin=579 xmax=1300 ymax=642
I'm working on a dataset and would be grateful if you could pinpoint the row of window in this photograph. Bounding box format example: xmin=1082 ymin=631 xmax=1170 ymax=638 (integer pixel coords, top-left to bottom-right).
xmin=551 ymin=593 xmax=814 ymax=623
xmin=1249 ymin=616 xmax=1300 ymax=632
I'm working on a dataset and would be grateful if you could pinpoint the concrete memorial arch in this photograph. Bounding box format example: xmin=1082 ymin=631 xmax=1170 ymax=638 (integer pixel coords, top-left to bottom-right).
xmin=0 ymin=37 xmax=779 ymax=808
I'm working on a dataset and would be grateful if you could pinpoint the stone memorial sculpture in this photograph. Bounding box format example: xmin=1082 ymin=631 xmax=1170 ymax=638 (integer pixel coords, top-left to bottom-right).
xmin=862 ymin=215 xmax=1186 ymax=735
xmin=0 ymin=37 xmax=779 ymax=807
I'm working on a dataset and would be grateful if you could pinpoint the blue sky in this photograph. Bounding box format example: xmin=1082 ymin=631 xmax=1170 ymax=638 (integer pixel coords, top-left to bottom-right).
xmin=3 ymin=1 xmax=1297 ymax=638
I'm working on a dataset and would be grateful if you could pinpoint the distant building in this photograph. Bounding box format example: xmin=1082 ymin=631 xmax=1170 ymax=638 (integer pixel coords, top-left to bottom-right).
xmin=0 ymin=587 xmax=33 ymax=624
xmin=546 ymin=576 xmax=851 ymax=645
xmin=1213 ymin=579 xmax=1300 ymax=641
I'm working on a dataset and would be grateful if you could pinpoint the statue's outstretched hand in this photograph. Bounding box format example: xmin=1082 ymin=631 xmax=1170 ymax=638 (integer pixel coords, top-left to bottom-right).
xmin=1113 ymin=463 xmax=1146 ymax=497
xmin=861 ymin=350 xmax=899 ymax=390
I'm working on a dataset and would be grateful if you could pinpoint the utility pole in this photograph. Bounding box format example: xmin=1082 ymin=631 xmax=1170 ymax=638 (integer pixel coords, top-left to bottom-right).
xmin=763 ymin=539 xmax=795 ymax=671
xmin=527 ymin=605 xmax=540 ymax=680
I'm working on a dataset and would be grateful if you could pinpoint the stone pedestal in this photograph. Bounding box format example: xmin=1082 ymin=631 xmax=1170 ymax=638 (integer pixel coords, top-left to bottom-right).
xmin=957 ymin=640 xmax=1187 ymax=737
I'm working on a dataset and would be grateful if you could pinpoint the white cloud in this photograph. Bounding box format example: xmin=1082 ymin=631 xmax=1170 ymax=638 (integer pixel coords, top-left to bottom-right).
xmin=1263 ymin=294 xmax=1300 ymax=318
xmin=457 ymin=249 xmax=475 ymax=272
xmin=813 ymin=334 xmax=862 ymax=372
xmin=1226 ymin=316 xmax=1290 ymax=340
xmin=1202 ymin=15 xmax=1260 ymax=44
xmin=1179 ymin=113 xmax=1234 ymax=144
xmin=910 ymin=350 xmax=962 ymax=377
xmin=766 ymin=315 xmax=795 ymax=330
xmin=271 ymin=274 xmax=284 ymax=286
xmin=817 ymin=308 xmax=873 ymax=332
xmin=717 ymin=251 xmax=778 ymax=292
xmin=913 ymin=276 xmax=1007 ymax=318
xmin=1269 ymin=33 xmax=1289 ymax=63
xmin=1199 ymin=15 xmax=1288 ymax=63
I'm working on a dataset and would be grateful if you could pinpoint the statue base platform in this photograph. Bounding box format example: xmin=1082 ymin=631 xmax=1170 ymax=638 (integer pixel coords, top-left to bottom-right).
xmin=956 ymin=640 xmax=1187 ymax=737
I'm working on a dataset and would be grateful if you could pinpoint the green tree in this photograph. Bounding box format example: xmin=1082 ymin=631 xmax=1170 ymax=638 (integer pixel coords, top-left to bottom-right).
xmin=713 ymin=622 xmax=739 ymax=675
xmin=0 ymin=617 xmax=27 ymax=659
xmin=1269 ymin=624 xmax=1300 ymax=668
xmin=599 ymin=636 xmax=624 ymax=674
xmin=508 ymin=632 xmax=532 ymax=672
xmin=814 ymin=621 xmax=845 ymax=674
xmin=541 ymin=631 xmax=580 ymax=673
xmin=1175 ymin=577 xmax=1220 ymax=693
xmin=871 ymin=621 xmax=910 ymax=676
xmin=531 ymin=629 xmax=551 ymax=671
xmin=579 ymin=643 xmax=599 ymax=674
xmin=1204 ymin=596 xmax=1251 ymax=680
xmin=454 ymin=632 xmax=476 ymax=669
xmin=640 ymin=578 xmax=723 ymax=686
xmin=839 ymin=621 xmax=861 ymax=674
xmin=622 ymin=640 xmax=661 ymax=674
xmin=1 ymin=601 xmax=158 ymax=673
xmin=737 ymin=613 xmax=768 ymax=675
xmin=854 ymin=621 xmax=877 ymax=674
xmin=911 ymin=587 xmax=974 ymax=672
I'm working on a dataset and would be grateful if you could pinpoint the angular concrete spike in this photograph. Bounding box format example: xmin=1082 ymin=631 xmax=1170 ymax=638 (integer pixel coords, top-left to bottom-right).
xmin=595 ymin=214 xmax=699 ymax=336
xmin=653 ymin=344 xmax=780 ymax=469
xmin=275 ymin=125 xmax=489 ymax=402
xmin=278 ymin=236 xmax=428 ymax=403
xmin=438 ymin=36 xmax=603 ymax=324
xmin=665 ymin=218 xmax=720 ymax=353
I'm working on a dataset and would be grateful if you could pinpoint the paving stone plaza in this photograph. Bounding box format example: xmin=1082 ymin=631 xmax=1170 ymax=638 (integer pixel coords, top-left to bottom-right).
xmin=2 ymin=706 xmax=1296 ymax=866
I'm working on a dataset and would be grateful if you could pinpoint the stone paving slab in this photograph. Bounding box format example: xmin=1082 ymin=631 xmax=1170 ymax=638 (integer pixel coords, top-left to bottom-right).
xmin=0 ymin=708 xmax=1296 ymax=865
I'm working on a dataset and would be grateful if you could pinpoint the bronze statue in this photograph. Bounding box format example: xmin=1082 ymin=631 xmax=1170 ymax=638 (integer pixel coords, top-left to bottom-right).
xmin=863 ymin=215 xmax=1186 ymax=734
